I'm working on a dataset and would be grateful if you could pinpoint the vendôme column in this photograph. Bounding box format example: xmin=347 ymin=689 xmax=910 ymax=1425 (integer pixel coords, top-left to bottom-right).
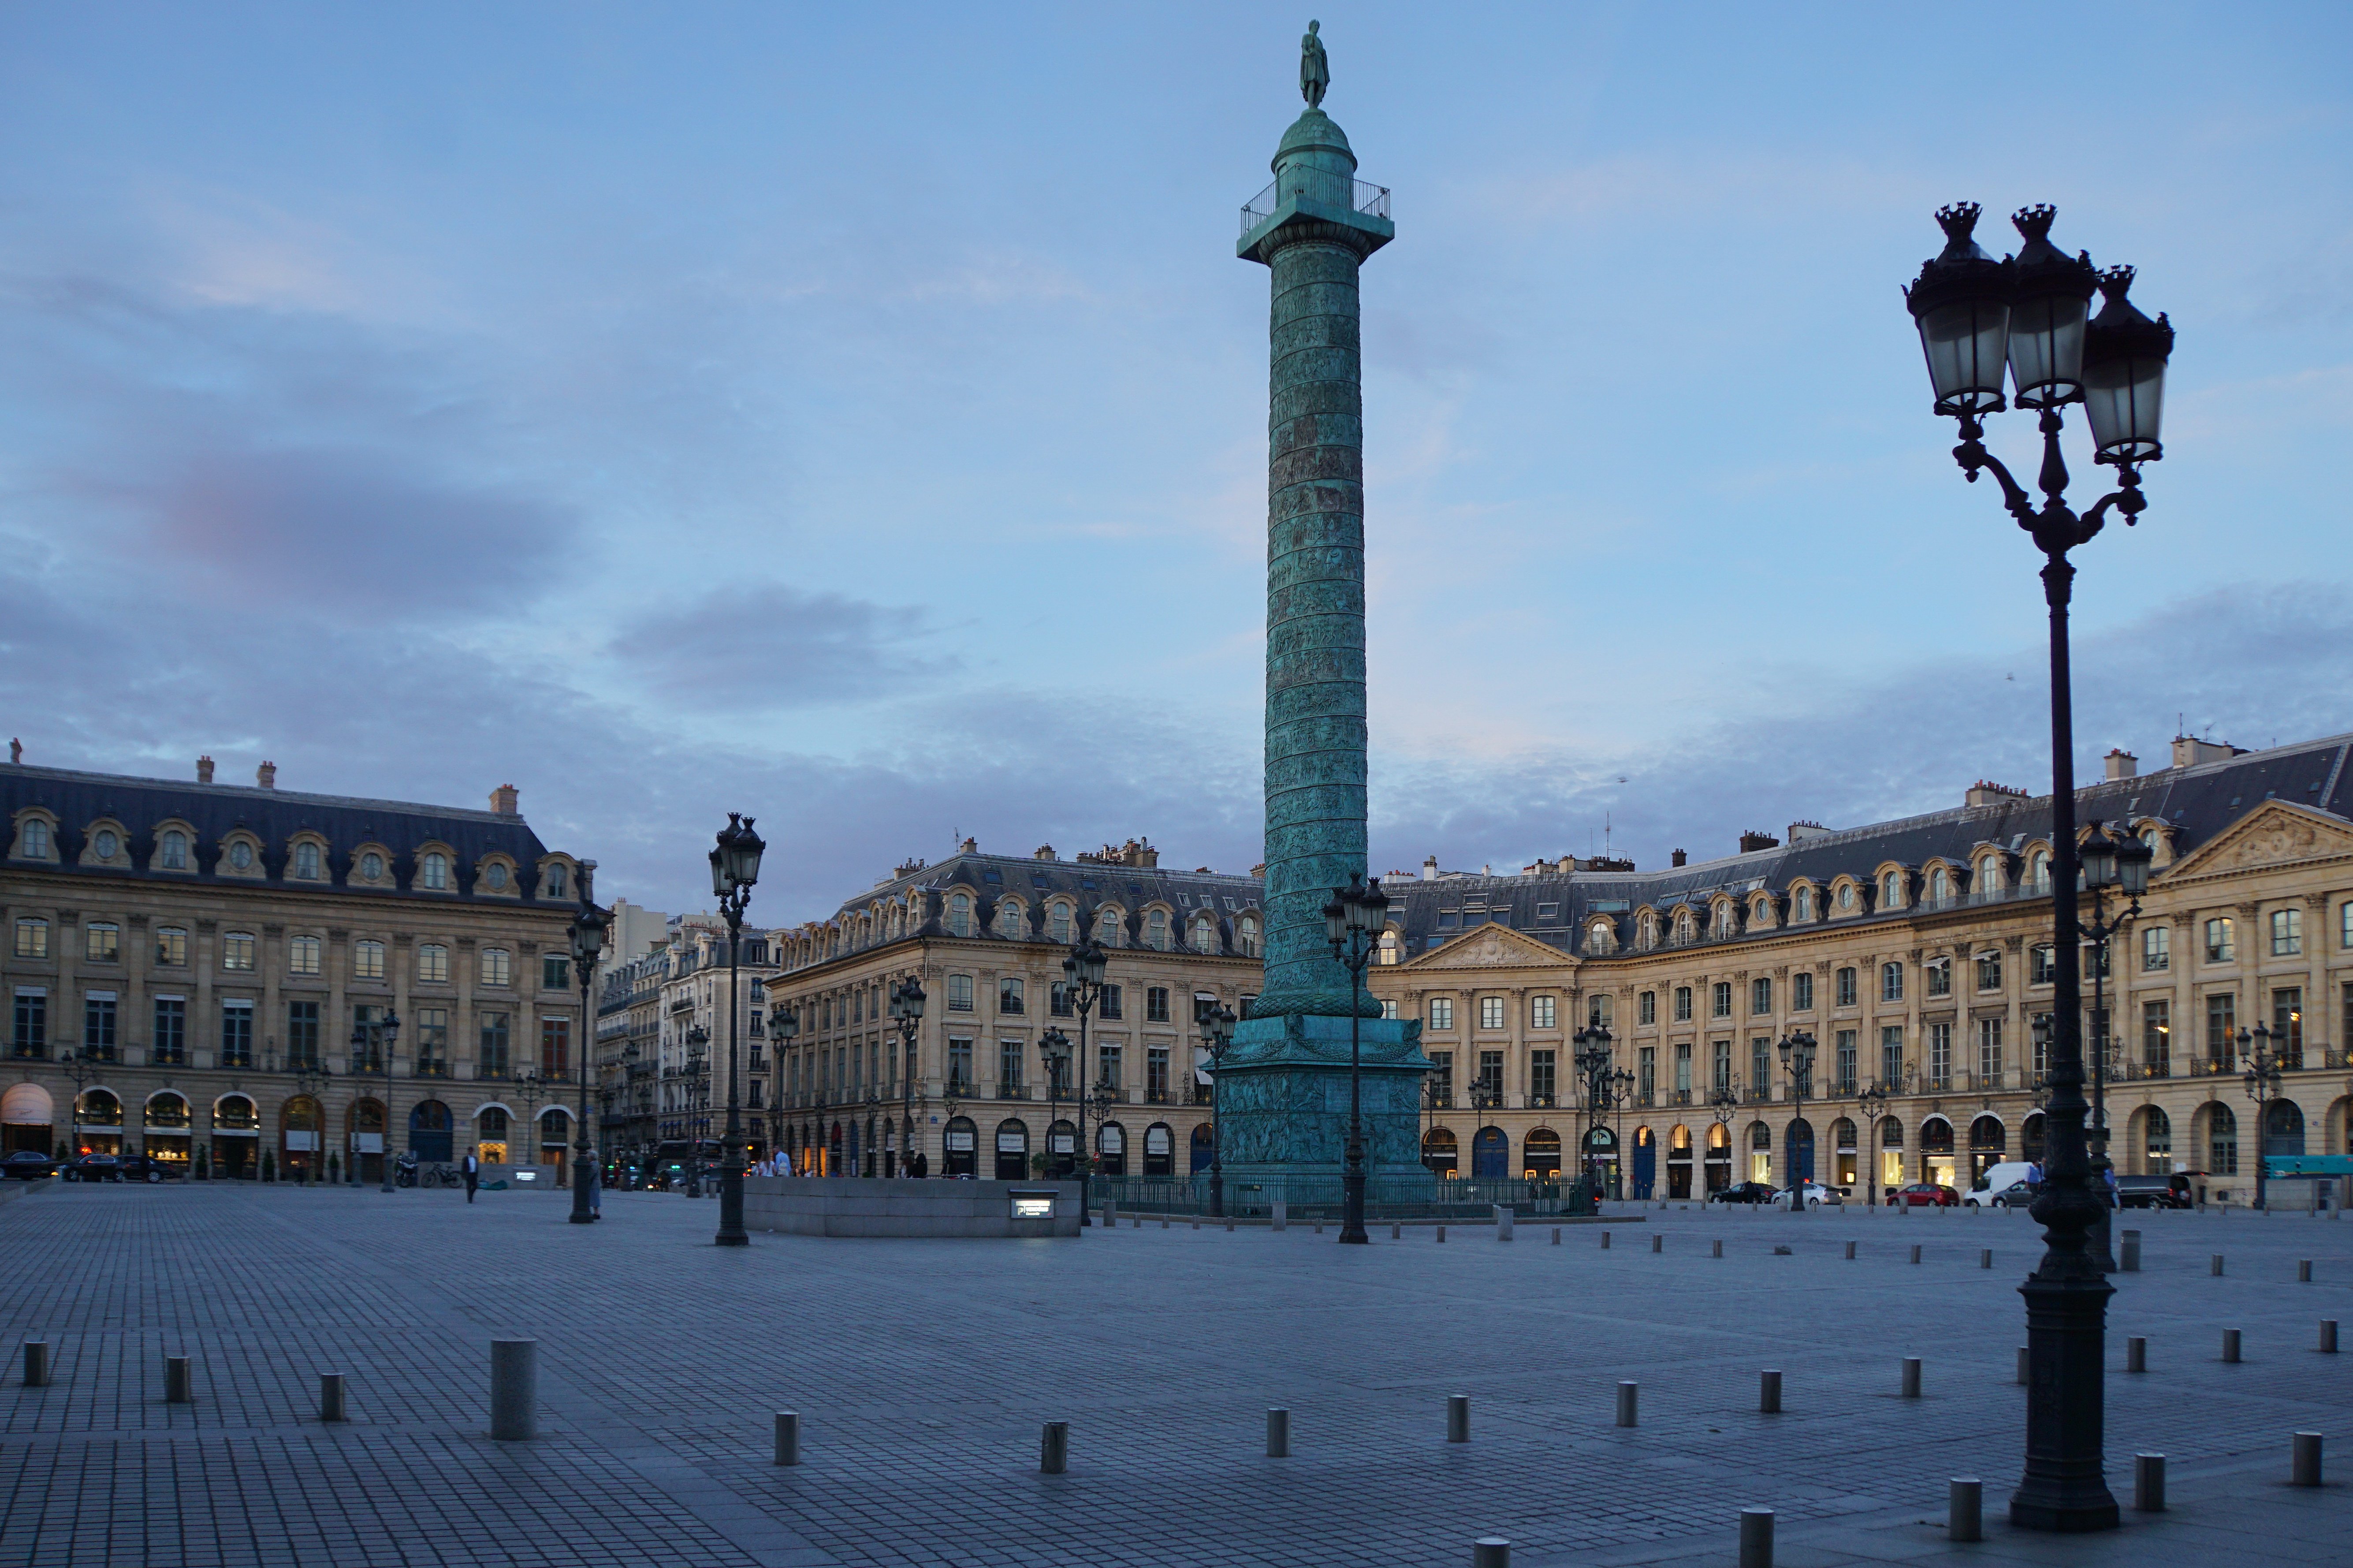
xmin=1217 ymin=23 xmax=1429 ymax=1201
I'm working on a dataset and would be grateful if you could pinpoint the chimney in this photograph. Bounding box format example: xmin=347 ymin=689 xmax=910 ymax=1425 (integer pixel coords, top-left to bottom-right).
xmin=7 ymin=739 xmax=19 ymax=765
xmin=1671 ymin=848 xmax=1688 ymax=868
xmin=255 ymin=761 xmax=276 ymax=789
xmin=1421 ymin=855 xmax=1439 ymax=881
xmin=959 ymin=837 xmax=978 ymax=854
xmin=2171 ymin=734 xmax=2240 ymax=769
xmin=1738 ymin=830 xmax=1780 ymax=854
xmin=1787 ymin=820 xmax=1830 ymax=843
xmin=1033 ymin=844 xmax=1056 ymax=860
xmin=489 ymin=783 xmax=519 ymax=815
xmin=2103 ymin=748 xmax=2138 ymax=781
xmin=1965 ymin=780 xmax=2029 ymax=808
xmin=197 ymin=754 xmax=214 ymax=784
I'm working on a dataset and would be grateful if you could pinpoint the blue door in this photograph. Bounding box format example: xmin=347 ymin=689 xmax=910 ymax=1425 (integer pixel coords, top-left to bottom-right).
xmin=1632 ymin=1128 xmax=1656 ymax=1197
xmin=1785 ymin=1118 xmax=1815 ymax=1182
xmin=1190 ymin=1122 xmax=1214 ymax=1173
xmin=408 ymin=1101 xmax=452 ymax=1163
xmin=1472 ymin=1126 xmax=1508 ymax=1180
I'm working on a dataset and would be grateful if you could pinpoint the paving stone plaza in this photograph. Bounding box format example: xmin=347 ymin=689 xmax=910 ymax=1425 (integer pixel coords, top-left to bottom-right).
xmin=0 ymin=1183 xmax=2343 ymax=1568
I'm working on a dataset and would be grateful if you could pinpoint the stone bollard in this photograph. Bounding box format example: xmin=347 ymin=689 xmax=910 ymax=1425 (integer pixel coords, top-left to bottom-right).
xmin=1039 ymin=1419 xmax=1069 ymax=1474
xmin=21 ymin=1341 xmax=47 ymax=1388
xmin=1910 ymin=1245 xmax=1922 ymax=1265
xmin=1759 ymin=1369 xmax=1781 ymax=1414
xmin=2212 ymin=1254 xmax=2225 ymax=1276
xmin=1192 ymin=1220 xmax=1199 ymax=1230
xmin=2127 ymin=1336 xmax=2147 ymax=1373
xmin=319 ymin=1373 xmax=346 ymax=1423
xmin=1901 ymin=1356 xmax=1922 ymax=1398
xmin=2017 ymin=1346 xmax=2030 ymax=1384
xmin=490 ymin=1340 xmax=536 ymax=1441
xmin=774 ymin=1411 xmax=800 ymax=1466
xmin=1266 ymin=1407 xmax=1290 ymax=1458
xmin=1713 ymin=1239 xmax=1724 ymax=1258
xmin=1948 ymin=1478 xmax=1983 ymax=1543
xmin=1437 ymin=1225 xmax=1447 ymax=1244
xmin=2121 ymin=1230 xmax=2141 ymax=1271
xmin=1601 ymin=1231 xmax=1611 ymax=1249
xmin=1314 ymin=1222 xmax=1322 ymax=1235
xmin=1650 ymin=1234 xmax=1662 ymax=1253
xmin=1551 ymin=1227 xmax=1560 ymax=1245
xmin=1226 ymin=1218 xmax=1235 ymax=1232
xmin=1738 ymin=1507 xmax=1775 ymax=1568
xmin=1615 ymin=1381 xmax=1638 ymax=1427
xmin=1447 ymin=1394 xmax=1471 ymax=1443
xmin=1845 ymin=1241 xmax=1857 ymax=1260
xmin=2292 ymin=1431 xmax=2323 ymax=1487
xmin=1494 ymin=1207 xmax=1513 ymax=1241
xmin=2298 ymin=1259 xmax=2312 ymax=1282
xmin=2133 ymin=1452 xmax=2166 ymax=1512
xmin=1472 ymin=1538 xmax=1511 ymax=1568
xmin=2223 ymin=1328 xmax=2242 ymax=1364
xmin=2322 ymin=1319 xmax=2339 ymax=1354
xmin=1980 ymin=1248 xmax=1992 ymax=1269
xmin=1392 ymin=1223 xmax=1401 ymax=1240
xmin=165 ymin=1355 xmax=193 ymax=1405
xmin=1271 ymin=1199 xmax=1286 ymax=1233
xmin=1106 ymin=1202 xmax=1118 ymax=1227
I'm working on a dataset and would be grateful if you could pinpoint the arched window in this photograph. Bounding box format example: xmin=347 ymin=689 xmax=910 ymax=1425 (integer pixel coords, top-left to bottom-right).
xmin=1637 ymin=912 xmax=1656 ymax=947
xmin=949 ymin=894 xmax=972 ymax=938
xmin=2143 ymin=1105 xmax=2171 ymax=1169
xmin=294 ymin=842 xmax=321 ymax=880
xmin=421 ymin=851 xmax=450 ymax=890
xmin=2028 ymin=850 xmax=2051 ymax=893
xmin=1239 ymin=915 xmax=1262 ymax=958
xmin=1098 ymin=907 xmax=1123 ymax=946
xmin=1795 ymin=887 xmax=1813 ymax=921
xmin=1191 ymin=915 xmax=1215 ymax=953
xmin=543 ymin=863 xmax=567 ymax=899
xmin=998 ymin=900 xmax=1024 ymax=938
xmin=160 ymin=829 xmax=189 ymax=869
xmin=2207 ymin=1103 xmax=2238 ymax=1174
xmin=1375 ymin=928 xmax=1397 ymax=965
xmin=1930 ymin=867 xmax=1949 ymax=902
xmin=1049 ymin=903 xmax=1072 ymax=944
xmin=20 ymin=820 xmax=50 ymax=858
xmin=1148 ymin=910 xmax=1169 ymax=951
xmin=1882 ymin=871 xmax=1902 ymax=907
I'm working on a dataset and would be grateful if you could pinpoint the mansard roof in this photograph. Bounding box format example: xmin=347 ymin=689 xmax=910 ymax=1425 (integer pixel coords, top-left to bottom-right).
xmin=831 ymin=849 xmax=1261 ymax=921
xmin=1 ymin=761 xmax=563 ymax=901
xmin=1388 ymin=731 xmax=2353 ymax=959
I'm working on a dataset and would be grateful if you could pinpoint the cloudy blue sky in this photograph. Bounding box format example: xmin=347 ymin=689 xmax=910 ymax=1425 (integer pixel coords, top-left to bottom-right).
xmin=3 ymin=3 xmax=2348 ymax=922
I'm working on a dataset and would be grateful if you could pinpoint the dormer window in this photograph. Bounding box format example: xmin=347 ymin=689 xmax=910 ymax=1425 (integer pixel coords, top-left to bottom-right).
xmin=93 ymin=829 xmax=120 ymax=860
xmin=998 ymin=900 xmax=1024 ymax=937
xmin=543 ymin=864 xmax=567 ymax=899
xmin=294 ymin=842 xmax=321 ymax=880
xmin=361 ymin=851 xmax=384 ymax=881
xmin=2028 ymin=850 xmax=2051 ymax=893
xmin=1881 ymin=871 xmax=1902 ymax=907
xmin=1050 ymin=903 xmax=1073 ymax=944
xmin=485 ymin=863 xmax=509 ymax=892
xmin=1838 ymin=883 xmax=1855 ymax=911
xmin=421 ymin=852 xmax=450 ymax=891
xmin=1929 ymin=867 xmax=1949 ymax=902
xmin=161 ymin=830 xmax=189 ymax=870
xmin=1795 ymin=887 xmax=1814 ymax=921
xmin=20 ymin=820 xmax=50 ymax=858
xmin=1238 ymin=915 xmax=1261 ymax=957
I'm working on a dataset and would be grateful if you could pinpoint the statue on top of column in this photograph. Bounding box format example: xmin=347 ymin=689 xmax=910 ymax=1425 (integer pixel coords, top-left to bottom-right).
xmin=1300 ymin=19 xmax=1329 ymax=110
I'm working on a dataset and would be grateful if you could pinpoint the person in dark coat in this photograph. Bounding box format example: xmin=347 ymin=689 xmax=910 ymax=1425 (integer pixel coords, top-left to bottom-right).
xmin=462 ymin=1150 xmax=480 ymax=1203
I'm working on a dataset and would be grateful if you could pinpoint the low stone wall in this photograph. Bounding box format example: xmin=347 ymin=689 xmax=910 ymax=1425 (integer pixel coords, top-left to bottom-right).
xmin=741 ymin=1176 xmax=1081 ymax=1238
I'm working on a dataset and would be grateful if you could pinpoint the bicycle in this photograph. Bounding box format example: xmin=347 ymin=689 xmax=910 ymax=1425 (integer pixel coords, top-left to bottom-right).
xmin=418 ymin=1163 xmax=462 ymax=1189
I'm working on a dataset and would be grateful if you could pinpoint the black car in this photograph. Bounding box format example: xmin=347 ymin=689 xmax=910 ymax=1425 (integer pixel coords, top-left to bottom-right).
xmin=1709 ymin=1181 xmax=1778 ymax=1205
xmin=0 ymin=1150 xmax=59 ymax=1179
xmin=62 ymin=1153 xmax=122 ymax=1182
xmin=117 ymin=1156 xmax=183 ymax=1183
xmin=2114 ymin=1172 xmax=2192 ymax=1209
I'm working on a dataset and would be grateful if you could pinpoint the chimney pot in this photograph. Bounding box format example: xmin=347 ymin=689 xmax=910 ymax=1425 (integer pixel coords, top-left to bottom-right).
xmin=1421 ymin=855 xmax=1439 ymax=882
xmin=1671 ymin=848 xmax=1688 ymax=867
xmin=2104 ymin=748 xmax=2139 ymax=781
xmin=489 ymin=784 xmax=520 ymax=815
xmin=196 ymin=755 xmax=214 ymax=784
xmin=255 ymin=761 xmax=276 ymax=789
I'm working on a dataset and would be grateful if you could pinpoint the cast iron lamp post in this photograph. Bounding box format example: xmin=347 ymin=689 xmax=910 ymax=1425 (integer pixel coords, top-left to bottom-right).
xmin=771 ymin=1005 xmax=799 ymax=1171
xmin=1060 ymin=938 xmax=1108 ymax=1222
xmin=1858 ymin=1081 xmax=1890 ymax=1205
xmin=1322 ymin=873 xmax=1389 ymax=1244
xmin=1195 ymin=1000 xmax=1236 ymax=1215
xmin=286 ymin=1058 xmax=332 ymax=1185
xmin=2236 ymin=1023 xmax=2287 ymax=1211
xmin=568 ymin=873 xmax=610 ymax=1224
xmin=353 ymin=1009 xmax=402 ymax=1192
xmin=1707 ymin=1075 xmax=1742 ymax=1199
xmin=1906 ymin=201 xmax=2173 ymax=1534
xmin=683 ymin=1023 xmax=709 ymax=1194
xmin=708 ymin=813 xmax=764 ymax=1245
xmin=1572 ymin=1024 xmax=1630 ymax=1203
xmin=2078 ymin=821 xmax=2150 ymax=1262
xmin=888 ymin=980 xmax=923 ymax=1176
xmin=1038 ymin=1027 xmax=1073 ymax=1181
xmin=1776 ymin=1029 xmax=1818 ymax=1213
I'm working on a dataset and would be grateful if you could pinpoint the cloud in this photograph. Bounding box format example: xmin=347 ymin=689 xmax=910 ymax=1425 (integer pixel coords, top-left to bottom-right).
xmin=604 ymin=585 xmax=956 ymax=710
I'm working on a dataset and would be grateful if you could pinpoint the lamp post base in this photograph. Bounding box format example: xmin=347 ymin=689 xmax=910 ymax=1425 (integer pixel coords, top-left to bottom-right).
xmin=1339 ymin=1165 xmax=1368 ymax=1244
xmin=2011 ymin=1271 xmax=2119 ymax=1532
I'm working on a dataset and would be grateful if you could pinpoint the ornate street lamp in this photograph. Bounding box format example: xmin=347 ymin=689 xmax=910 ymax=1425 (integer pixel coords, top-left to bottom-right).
xmin=1060 ymin=937 xmax=1109 ymax=1223
xmin=1776 ymin=1029 xmax=1818 ymax=1214
xmin=683 ymin=1022 xmax=709 ymax=1194
xmin=1572 ymin=1022 xmax=1627 ymax=1207
xmin=1323 ymin=873 xmax=1389 ymax=1244
xmin=771 ymin=1004 xmax=800 ymax=1172
xmin=2078 ymin=821 xmax=2151 ymax=1264
xmin=1905 ymin=201 xmax=2173 ymax=1535
xmin=707 ymin=813 xmax=763 ymax=1245
xmin=353 ymin=1008 xmax=402 ymax=1193
xmin=1195 ymin=1000 xmax=1236 ymax=1216
xmin=568 ymin=868 xmax=611 ymax=1225
xmin=2237 ymin=1024 xmax=2288 ymax=1211
xmin=1858 ymin=1081 xmax=1890 ymax=1206
xmin=888 ymin=979 xmax=924 ymax=1176
xmin=1039 ymin=1027 xmax=1072 ymax=1182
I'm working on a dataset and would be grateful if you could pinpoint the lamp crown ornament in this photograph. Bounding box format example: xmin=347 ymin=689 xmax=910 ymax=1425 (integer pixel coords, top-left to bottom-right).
xmin=1936 ymin=200 xmax=1988 ymax=253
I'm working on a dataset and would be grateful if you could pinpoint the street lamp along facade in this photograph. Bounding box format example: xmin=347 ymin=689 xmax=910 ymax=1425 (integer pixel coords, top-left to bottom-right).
xmin=1061 ymin=936 xmax=1110 ymax=1222
xmin=1195 ymin=999 xmax=1236 ymax=1216
xmin=887 ymin=978 xmax=923 ymax=1175
xmin=708 ymin=813 xmax=764 ymax=1247
xmin=355 ymin=1009 xmax=402 ymax=1193
xmin=1323 ymin=873 xmax=1389 ymax=1244
xmin=1906 ymin=201 xmax=2173 ymax=1535
xmin=568 ymin=868 xmax=611 ymax=1224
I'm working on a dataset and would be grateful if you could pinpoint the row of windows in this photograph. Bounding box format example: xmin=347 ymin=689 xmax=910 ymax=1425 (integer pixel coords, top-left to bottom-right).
xmin=934 ymin=975 xmax=1188 ymax=1024
xmin=939 ymin=892 xmax=1262 ymax=955
xmin=11 ymin=918 xmax=570 ymax=988
xmin=11 ymin=817 xmax=570 ymax=899
xmin=9 ymin=989 xmax=574 ymax=1075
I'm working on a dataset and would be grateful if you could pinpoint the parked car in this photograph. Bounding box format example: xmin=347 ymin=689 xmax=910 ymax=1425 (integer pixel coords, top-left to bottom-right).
xmin=1771 ymin=1181 xmax=1845 ymax=1209
xmin=2114 ymin=1172 xmax=2193 ymax=1210
xmin=116 ymin=1156 xmax=183 ymax=1183
xmin=1888 ymin=1182 xmax=1960 ymax=1208
xmin=0 ymin=1150 xmax=60 ymax=1179
xmin=1968 ymin=1161 xmax=2041 ymax=1203
xmin=1966 ymin=1180 xmax=2038 ymax=1209
xmin=1708 ymin=1181 xmax=1779 ymax=1205
xmin=61 ymin=1153 xmax=123 ymax=1182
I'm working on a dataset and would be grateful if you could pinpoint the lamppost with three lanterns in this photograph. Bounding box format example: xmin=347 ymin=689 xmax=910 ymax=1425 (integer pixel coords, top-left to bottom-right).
xmin=707 ymin=813 xmax=765 ymax=1247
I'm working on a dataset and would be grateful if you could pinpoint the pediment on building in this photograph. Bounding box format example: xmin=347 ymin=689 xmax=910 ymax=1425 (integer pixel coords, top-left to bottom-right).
xmin=1404 ymin=923 xmax=1569 ymax=971
xmin=2166 ymin=799 xmax=2353 ymax=881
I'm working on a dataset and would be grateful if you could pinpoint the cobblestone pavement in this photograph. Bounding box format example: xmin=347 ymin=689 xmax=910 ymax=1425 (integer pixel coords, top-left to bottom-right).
xmin=0 ymin=1183 xmax=2344 ymax=1568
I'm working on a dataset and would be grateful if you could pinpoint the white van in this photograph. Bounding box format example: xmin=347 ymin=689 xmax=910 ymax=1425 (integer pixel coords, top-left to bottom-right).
xmin=1965 ymin=1160 xmax=2041 ymax=1207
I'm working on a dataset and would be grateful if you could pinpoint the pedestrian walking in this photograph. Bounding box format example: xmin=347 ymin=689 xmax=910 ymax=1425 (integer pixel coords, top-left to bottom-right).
xmin=584 ymin=1154 xmax=601 ymax=1219
xmin=462 ymin=1149 xmax=480 ymax=1204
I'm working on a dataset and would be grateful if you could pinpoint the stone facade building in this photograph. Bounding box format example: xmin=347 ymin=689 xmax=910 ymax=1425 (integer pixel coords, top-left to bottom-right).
xmin=769 ymin=839 xmax=1263 ymax=1180
xmin=2 ymin=757 xmax=589 ymax=1180
xmin=1370 ymin=733 xmax=2353 ymax=1208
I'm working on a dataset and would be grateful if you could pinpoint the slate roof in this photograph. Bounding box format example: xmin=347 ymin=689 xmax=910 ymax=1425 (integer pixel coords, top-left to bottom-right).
xmin=0 ymin=762 xmax=566 ymax=903
xmin=1388 ymin=733 xmax=2353 ymax=958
